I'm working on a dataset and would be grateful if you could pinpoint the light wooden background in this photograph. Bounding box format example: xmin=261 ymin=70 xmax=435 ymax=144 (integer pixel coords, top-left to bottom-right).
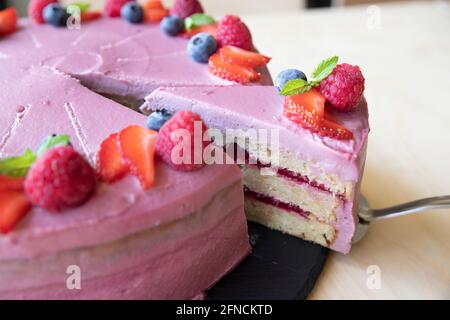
xmin=241 ymin=1 xmax=449 ymax=299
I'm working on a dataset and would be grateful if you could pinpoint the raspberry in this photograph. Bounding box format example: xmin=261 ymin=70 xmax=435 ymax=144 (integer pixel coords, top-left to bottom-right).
xmin=170 ymin=0 xmax=203 ymax=19
xmin=318 ymin=63 xmax=365 ymax=111
xmin=28 ymin=0 xmax=57 ymax=24
xmin=216 ymin=15 xmax=253 ymax=51
xmin=104 ymin=0 xmax=132 ymax=18
xmin=156 ymin=111 xmax=209 ymax=171
xmin=24 ymin=146 xmax=96 ymax=212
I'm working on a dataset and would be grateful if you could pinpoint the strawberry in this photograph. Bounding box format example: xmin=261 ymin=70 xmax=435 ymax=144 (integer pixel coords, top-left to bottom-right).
xmin=0 ymin=176 xmax=25 ymax=192
xmin=28 ymin=0 xmax=57 ymax=24
xmin=81 ymin=11 xmax=102 ymax=22
xmin=144 ymin=7 xmax=169 ymax=22
xmin=319 ymin=118 xmax=354 ymax=140
xmin=208 ymin=53 xmax=260 ymax=84
xmin=0 ymin=190 xmax=31 ymax=234
xmin=96 ymin=133 xmax=128 ymax=183
xmin=219 ymin=46 xmax=271 ymax=68
xmin=144 ymin=0 xmax=164 ymax=10
xmin=119 ymin=125 xmax=158 ymax=190
xmin=182 ymin=24 xmax=218 ymax=39
xmin=285 ymin=89 xmax=325 ymax=120
xmin=0 ymin=7 xmax=17 ymax=36
xmin=284 ymin=89 xmax=353 ymax=140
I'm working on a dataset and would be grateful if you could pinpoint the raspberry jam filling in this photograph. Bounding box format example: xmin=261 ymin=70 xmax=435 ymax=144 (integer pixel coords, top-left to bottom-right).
xmin=244 ymin=186 xmax=310 ymax=220
xmin=224 ymin=144 xmax=344 ymax=197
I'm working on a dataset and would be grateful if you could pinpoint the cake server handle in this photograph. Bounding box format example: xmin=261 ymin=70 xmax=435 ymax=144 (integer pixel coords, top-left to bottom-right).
xmin=359 ymin=195 xmax=450 ymax=222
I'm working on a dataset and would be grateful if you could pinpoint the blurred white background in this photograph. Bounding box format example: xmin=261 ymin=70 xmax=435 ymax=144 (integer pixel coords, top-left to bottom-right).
xmin=7 ymin=0 xmax=421 ymax=16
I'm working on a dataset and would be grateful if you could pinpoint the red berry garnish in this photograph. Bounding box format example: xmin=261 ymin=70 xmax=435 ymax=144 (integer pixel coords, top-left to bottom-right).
xmin=144 ymin=7 xmax=169 ymax=23
xmin=0 ymin=190 xmax=31 ymax=234
xmin=80 ymin=11 xmax=102 ymax=22
xmin=104 ymin=0 xmax=132 ymax=18
xmin=216 ymin=15 xmax=253 ymax=51
xmin=156 ymin=111 xmax=209 ymax=172
xmin=284 ymin=89 xmax=353 ymax=140
xmin=96 ymin=133 xmax=128 ymax=183
xmin=208 ymin=53 xmax=260 ymax=84
xmin=219 ymin=45 xmax=271 ymax=68
xmin=0 ymin=7 xmax=18 ymax=36
xmin=118 ymin=125 xmax=157 ymax=190
xmin=145 ymin=0 xmax=164 ymax=10
xmin=170 ymin=0 xmax=203 ymax=19
xmin=24 ymin=146 xmax=96 ymax=212
xmin=319 ymin=63 xmax=365 ymax=111
xmin=28 ymin=0 xmax=56 ymax=24
xmin=318 ymin=117 xmax=354 ymax=140
xmin=0 ymin=175 xmax=25 ymax=192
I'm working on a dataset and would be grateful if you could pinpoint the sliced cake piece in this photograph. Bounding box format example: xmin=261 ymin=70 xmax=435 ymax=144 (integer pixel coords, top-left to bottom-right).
xmin=143 ymin=85 xmax=369 ymax=253
xmin=0 ymin=66 xmax=250 ymax=299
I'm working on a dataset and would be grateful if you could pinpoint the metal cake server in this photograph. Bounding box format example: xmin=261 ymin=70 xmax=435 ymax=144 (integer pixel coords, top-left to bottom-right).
xmin=353 ymin=195 xmax=450 ymax=243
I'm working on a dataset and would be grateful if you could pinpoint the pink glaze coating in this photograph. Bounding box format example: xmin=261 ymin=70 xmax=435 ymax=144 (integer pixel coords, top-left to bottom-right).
xmin=0 ymin=19 xmax=270 ymax=101
xmin=0 ymin=62 xmax=250 ymax=298
xmin=143 ymin=85 xmax=369 ymax=182
xmin=143 ymin=85 xmax=370 ymax=253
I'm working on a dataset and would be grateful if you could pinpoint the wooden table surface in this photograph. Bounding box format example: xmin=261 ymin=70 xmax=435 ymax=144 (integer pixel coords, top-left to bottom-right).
xmin=244 ymin=1 xmax=450 ymax=299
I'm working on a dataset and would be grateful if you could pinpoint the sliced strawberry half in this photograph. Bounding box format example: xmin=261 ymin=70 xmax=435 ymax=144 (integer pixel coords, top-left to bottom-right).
xmin=182 ymin=24 xmax=218 ymax=39
xmin=319 ymin=118 xmax=354 ymax=140
xmin=284 ymin=88 xmax=325 ymax=130
xmin=0 ymin=190 xmax=31 ymax=234
xmin=284 ymin=89 xmax=353 ymax=140
xmin=119 ymin=125 xmax=158 ymax=190
xmin=144 ymin=8 xmax=169 ymax=23
xmin=96 ymin=133 xmax=128 ymax=183
xmin=219 ymin=46 xmax=271 ymax=68
xmin=0 ymin=176 xmax=25 ymax=192
xmin=0 ymin=7 xmax=17 ymax=36
xmin=145 ymin=0 xmax=164 ymax=10
xmin=81 ymin=11 xmax=102 ymax=22
xmin=208 ymin=53 xmax=260 ymax=84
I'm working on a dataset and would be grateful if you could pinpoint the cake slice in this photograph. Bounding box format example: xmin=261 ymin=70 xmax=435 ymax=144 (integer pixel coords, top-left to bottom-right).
xmin=143 ymin=85 xmax=369 ymax=253
xmin=0 ymin=66 xmax=250 ymax=299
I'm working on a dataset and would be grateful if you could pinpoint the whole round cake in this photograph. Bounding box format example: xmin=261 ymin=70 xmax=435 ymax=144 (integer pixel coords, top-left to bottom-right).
xmin=0 ymin=0 xmax=369 ymax=299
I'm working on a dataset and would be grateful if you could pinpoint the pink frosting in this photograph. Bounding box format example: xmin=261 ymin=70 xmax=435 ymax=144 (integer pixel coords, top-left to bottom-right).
xmin=143 ymin=85 xmax=370 ymax=253
xmin=0 ymin=54 xmax=250 ymax=297
xmin=0 ymin=19 xmax=270 ymax=101
xmin=143 ymin=85 xmax=369 ymax=182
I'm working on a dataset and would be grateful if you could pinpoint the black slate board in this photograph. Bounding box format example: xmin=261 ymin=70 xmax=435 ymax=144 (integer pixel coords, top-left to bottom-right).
xmin=207 ymin=222 xmax=329 ymax=300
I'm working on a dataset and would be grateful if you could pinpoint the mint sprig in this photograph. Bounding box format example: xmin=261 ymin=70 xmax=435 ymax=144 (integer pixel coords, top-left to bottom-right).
xmin=0 ymin=134 xmax=71 ymax=178
xmin=185 ymin=13 xmax=215 ymax=31
xmin=37 ymin=134 xmax=71 ymax=157
xmin=280 ymin=56 xmax=339 ymax=96
xmin=67 ymin=2 xmax=90 ymax=14
xmin=0 ymin=149 xmax=37 ymax=178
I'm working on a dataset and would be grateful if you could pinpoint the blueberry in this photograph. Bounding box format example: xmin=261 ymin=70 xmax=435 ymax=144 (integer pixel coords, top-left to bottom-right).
xmin=188 ymin=32 xmax=217 ymax=63
xmin=161 ymin=16 xmax=184 ymax=36
xmin=121 ymin=2 xmax=144 ymax=24
xmin=43 ymin=3 xmax=70 ymax=27
xmin=275 ymin=69 xmax=308 ymax=91
xmin=146 ymin=109 xmax=173 ymax=131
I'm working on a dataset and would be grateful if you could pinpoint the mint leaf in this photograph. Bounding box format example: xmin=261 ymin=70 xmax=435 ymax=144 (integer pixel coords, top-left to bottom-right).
xmin=68 ymin=2 xmax=90 ymax=13
xmin=280 ymin=78 xmax=311 ymax=96
xmin=311 ymin=55 xmax=339 ymax=83
xmin=37 ymin=134 xmax=71 ymax=157
xmin=0 ymin=149 xmax=37 ymax=177
xmin=185 ymin=14 xmax=215 ymax=31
